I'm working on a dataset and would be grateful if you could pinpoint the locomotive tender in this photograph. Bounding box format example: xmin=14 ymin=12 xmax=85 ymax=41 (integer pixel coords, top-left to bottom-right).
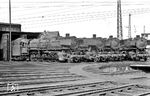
xmin=11 ymin=32 xmax=149 ymax=62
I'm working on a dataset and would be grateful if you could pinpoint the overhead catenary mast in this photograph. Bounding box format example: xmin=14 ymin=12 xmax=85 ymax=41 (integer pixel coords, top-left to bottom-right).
xmin=143 ymin=25 xmax=145 ymax=33
xmin=128 ymin=14 xmax=131 ymax=38
xmin=9 ymin=0 xmax=12 ymax=61
xmin=142 ymin=25 xmax=146 ymax=38
xmin=117 ymin=0 xmax=123 ymax=40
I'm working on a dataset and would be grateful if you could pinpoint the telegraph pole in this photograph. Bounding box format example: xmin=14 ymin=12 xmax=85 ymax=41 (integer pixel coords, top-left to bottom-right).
xmin=9 ymin=0 xmax=12 ymax=61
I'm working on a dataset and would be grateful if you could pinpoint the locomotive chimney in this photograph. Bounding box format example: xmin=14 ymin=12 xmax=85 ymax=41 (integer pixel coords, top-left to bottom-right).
xmin=93 ymin=34 xmax=96 ymax=38
xmin=136 ymin=35 xmax=140 ymax=38
xmin=109 ymin=35 xmax=113 ymax=39
xmin=66 ymin=33 xmax=70 ymax=37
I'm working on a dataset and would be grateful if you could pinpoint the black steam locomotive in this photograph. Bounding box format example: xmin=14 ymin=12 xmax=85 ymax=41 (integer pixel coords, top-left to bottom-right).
xmin=11 ymin=32 xmax=149 ymax=62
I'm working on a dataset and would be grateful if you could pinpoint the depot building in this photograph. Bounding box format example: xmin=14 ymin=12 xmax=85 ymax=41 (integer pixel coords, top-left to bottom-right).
xmin=0 ymin=22 xmax=41 ymax=60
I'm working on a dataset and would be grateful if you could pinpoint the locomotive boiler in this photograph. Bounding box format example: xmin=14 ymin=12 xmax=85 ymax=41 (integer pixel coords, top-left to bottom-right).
xmin=28 ymin=34 xmax=78 ymax=61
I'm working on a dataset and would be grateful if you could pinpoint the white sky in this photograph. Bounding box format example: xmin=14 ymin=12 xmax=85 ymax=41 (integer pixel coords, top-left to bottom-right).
xmin=0 ymin=0 xmax=150 ymax=39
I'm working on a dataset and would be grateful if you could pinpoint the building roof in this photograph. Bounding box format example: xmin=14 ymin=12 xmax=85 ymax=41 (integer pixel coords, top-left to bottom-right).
xmin=0 ymin=31 xmax=41 ymax=34
xmin=0 ymin=22 xmax=21 ymax=26
xmin=0 ymin=31 xmax=41 ymax=40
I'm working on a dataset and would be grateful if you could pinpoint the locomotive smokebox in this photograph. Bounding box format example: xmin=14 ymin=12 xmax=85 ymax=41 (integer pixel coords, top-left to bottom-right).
xmin=93 ymin=34 xmax=96 ymax=38
xmin=66 ymin=33 xmax=70 ymax=37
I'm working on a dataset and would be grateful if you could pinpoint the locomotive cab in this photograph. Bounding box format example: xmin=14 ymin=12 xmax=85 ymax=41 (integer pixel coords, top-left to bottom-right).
xmin=12 ymin=38 xmax=29 ymax=61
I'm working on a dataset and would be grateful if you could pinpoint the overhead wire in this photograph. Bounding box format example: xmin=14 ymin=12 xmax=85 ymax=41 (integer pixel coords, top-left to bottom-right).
xmin=20 ymin=8 xmax=150 ymax=25
xmin=2 ymin=6 xmax=149 ymax=23
xmin=1 ymin=6 xmax=149 ymax=25
xmin=0 ymin=1 xmax=149 ymax=18
xmin=13 ymin=10 xmax=115 ymax=22
xmin=1 ymin=1 xmax=150 ymax=31
xmin=0 ymin=4 xmax=104 ymax=20
xmin=22 ymin=8 xmax=150 ymax=30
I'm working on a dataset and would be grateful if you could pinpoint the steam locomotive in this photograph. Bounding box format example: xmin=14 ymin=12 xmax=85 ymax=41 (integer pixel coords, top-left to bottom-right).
xmin=11 ymin=32 xmax=149 ymax=62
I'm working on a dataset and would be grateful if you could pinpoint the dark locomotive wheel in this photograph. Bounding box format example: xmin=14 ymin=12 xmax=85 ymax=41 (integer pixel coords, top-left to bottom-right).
xmin=73 ymin=57 xmax=79 ymax=63
xmin=144 ymin=57 xmax=147 ymax=61
xmin=109 ymin=57 xmax=114 ymax=61
xmin=100 ymin=57 xmax=107 ymax=62
xmin=119 ymin=57 xmax=123 ymax=61
xmin=30 ymin=54 xmax=38 ymax=61
xmin=94 ymin=57 xmax=99 ymax=62
xmin=135 ymin=57 xmax=140 ymax=61
xmin=68 ymin=58 xmax=73 ymax=63
xmin=114 ymin=57 xmax=118 ymax=61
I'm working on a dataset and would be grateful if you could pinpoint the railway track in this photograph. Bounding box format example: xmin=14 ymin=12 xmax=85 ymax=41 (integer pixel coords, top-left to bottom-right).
xmin=1 ymin=62 xmax=150 ymax=96
xmin=0 ymin=72 xmax=84 ymax=87
xmin=0 ymin=81 xmax=118 ymax=95
xmin=1 ymin=81 xmax=150 ymax=96
xmin=0 ymin=62 xmax=86 ymax=95
xmin=56 ymin=84 xmax=150 ymax=96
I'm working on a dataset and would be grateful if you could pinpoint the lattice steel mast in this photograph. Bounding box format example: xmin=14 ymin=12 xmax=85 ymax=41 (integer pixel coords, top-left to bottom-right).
xmin=117 ymin=0 xmax=123 ymax=40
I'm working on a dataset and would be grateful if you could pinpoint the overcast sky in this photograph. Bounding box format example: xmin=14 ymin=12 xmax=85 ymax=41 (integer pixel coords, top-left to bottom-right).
xmin=0 ymin=0 xmax=150 ymax=39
